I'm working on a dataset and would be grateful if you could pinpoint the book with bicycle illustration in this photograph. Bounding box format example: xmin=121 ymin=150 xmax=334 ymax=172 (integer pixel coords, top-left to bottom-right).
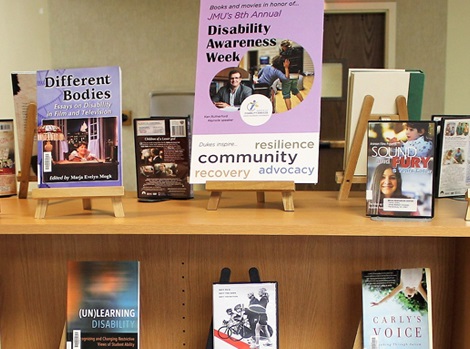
xmin=213 ymin=282 xmax=278 ymax=349
xmin=36 ymin=66 xmax=122 ymax=189
xmin=66 ymin=260 xmax=140 ymax=349
xmin=366 ymin=120 xmax=435 ymax=219
xmin=362 ymin=268 xmax=433 ymax=349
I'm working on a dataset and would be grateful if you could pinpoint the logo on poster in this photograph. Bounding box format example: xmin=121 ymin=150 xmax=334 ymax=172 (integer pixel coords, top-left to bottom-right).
xmin=240 ymin=94 xmax=272 ymax=126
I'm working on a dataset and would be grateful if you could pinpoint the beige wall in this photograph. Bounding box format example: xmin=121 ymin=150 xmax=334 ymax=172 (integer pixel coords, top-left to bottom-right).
xmin=395 ymin=0 xmax=447 ymax=119
xmin=0 ymin=0 xmax=461 ymax=191
xmin=445 ymin=0 xmax=470 ymax=113
xmin=0 ymin=0 xmax=51 ymax=118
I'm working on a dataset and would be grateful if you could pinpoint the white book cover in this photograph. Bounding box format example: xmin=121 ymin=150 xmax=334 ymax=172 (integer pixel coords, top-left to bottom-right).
xmin=345 ymin=70 xmax=411 ymax=176
xmin=213 ymin=282 xmax=278 ymax=349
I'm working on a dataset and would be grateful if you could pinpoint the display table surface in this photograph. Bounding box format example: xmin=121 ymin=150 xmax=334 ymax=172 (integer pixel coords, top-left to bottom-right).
xmin=0 ymin=190 xmax=469 ymax=236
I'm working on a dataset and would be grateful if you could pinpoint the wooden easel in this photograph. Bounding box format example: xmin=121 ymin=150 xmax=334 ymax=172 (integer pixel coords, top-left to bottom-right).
xmin=352 ymin=321 xmax=363 ymax=349
xmin=465 ymin=189 xmax=470 ymax=221
xmin=17 ymin=102 xmax=38 ymax=198
xmin=31 ymin=186 xmax=125 ymax=219
xmin=58 ymin=323 xmax=66 ymax=349
xmin=205 ymin=181 xmax=295 ymax=212
xmin=336 ymin=95 xmax=409 ymax=200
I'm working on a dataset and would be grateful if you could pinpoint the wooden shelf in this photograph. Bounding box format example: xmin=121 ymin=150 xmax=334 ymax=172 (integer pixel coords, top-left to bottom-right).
xmin=0 ymin=191 xmax=468 ymax=349
xmin=0 ymin=191 xmax=469 ymax=237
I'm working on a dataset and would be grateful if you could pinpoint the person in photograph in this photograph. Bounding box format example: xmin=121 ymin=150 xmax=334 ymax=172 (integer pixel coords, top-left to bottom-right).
xmin=367 ymin=163 xmax=418 ymax=216
xmin=370 ymin=268 xmax=427 ymax=307
xmin=257 ymin=55 xmax=291 ymax=87
xmin=454 ymin=147 xmax=464 ymax=164
xmin=247 ymin=288 xmax=273 ymax=348
xmin=149 ymin=148 xmax=164 ymax=164
xmin=387 ymin=122 xmax=433 ymax=157
xmin=443 ymin=149 xmax=455 ymax=165
xmin=212 ymin=69 xmax=252 ymax=109
xmin=276 ymin=39 xmax=304 ymax=110
xmin=68 ymin=141 xmax=97 ymax=161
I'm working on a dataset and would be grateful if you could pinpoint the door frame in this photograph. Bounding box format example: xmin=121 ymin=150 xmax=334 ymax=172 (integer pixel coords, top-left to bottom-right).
xmin=324 ymin=2 xmax=396 ymax=68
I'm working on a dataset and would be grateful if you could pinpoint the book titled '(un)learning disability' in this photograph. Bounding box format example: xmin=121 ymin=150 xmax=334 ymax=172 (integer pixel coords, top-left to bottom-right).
xmin=66 ymin=261 xmax=140 ymax=349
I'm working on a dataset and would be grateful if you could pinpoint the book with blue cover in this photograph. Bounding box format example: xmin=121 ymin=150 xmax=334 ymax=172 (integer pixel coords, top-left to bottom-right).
xmin=66 ymin=261 xmax=140 ymax=349
xmin=36 ymin=66 xmax=122 ymax=188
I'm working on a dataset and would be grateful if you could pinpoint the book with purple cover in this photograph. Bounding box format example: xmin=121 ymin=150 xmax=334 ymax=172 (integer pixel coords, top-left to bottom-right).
xmin=36 ymin=66 xmax=122 ymax=188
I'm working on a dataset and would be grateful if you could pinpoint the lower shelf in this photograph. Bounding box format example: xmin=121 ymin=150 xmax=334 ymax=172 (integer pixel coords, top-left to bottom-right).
xmin=0 ymin=234 xmax=467 ymax=349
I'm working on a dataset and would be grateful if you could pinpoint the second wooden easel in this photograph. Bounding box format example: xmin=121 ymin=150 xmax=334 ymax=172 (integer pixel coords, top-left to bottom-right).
xmin=336 ymin=95 xmax=409 ymax=200
xmin=205 ymin=181 xmax=295 ymax=212
xmin=17 ymin=102 xmax=38 ymax=198
xmin=31 ymin=186 xmax=125 ymax=219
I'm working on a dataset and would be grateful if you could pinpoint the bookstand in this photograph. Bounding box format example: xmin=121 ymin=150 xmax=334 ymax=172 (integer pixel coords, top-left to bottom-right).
xmin=205 ymin=181 xmax=295 ymax=212
xmin=17 ymin=102 xmax=38 ymax=198
xmin=31 ymin=186 xmax=125 ymax=219
xmin=59 ymin=323 xmax=66 ymax=349
xmin=336 ymin=95 xmax=409 ymax=200
xmin=206 ymin=267 xmax=231 ymax=349
xmin=205 ymin=267 xmax=261 ymax=349
xmin=465 ymin=189 xmax=470 ymax=221
xmin=352 ymin=320 xmax=363 ymax=349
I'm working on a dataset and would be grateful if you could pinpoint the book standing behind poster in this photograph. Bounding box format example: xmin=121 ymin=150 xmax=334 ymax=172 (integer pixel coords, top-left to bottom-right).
xmin=366 ymin=121 xmax=435 ymax=219
xmin=213 ymin=282 xmax=278 ymax=349
xmin=362 ymin=268 xmax=432 ymax=349
xmin=432 ymin=115 xmax=470 ymax=197
xmin=0 ymin=120 xmax=17 ymax=196
xmin=344 ymin=69 xmax=425 ymax=177
xmin=36 ymin=66 xmax=122 ymax=189
xmin=66 ymin=261 xmax=140 ymax=349
xmin=134 ymin=116 xmax=192 ymax=201
xmin=11 ymin=72 xmax=38 ymax=178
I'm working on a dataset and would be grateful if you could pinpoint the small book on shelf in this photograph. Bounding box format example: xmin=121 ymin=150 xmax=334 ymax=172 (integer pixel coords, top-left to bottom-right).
xmin=0 ymin=120 xmax=17 ymax=196
xmin=213 ymin=282 xmax=278 ymax=349
xmin=344 ymin=69 xmax=425 ymax=177
xmin=362 ymin=268 xmax=432 ymax=349
xmin=432 ymin=114 xmax=470 ymax=197
xmin=66 ymin=261 xmax=140 ymax=349
xmin=11 ymin=71 xmax=38 ymax=177
xmin=133 ymin=116 xmax=192 ymax=201
xmin=366 ymin=120 xmax=435 ymax=219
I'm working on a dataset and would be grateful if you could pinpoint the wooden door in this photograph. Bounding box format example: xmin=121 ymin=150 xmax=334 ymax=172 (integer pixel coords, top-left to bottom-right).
xmin=302 ymin=13 xmax=386 ymax=190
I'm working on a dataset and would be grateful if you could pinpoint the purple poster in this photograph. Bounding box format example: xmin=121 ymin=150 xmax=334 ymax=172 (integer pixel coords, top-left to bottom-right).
xmin=190 ymin=0 xmax=324 ymax=184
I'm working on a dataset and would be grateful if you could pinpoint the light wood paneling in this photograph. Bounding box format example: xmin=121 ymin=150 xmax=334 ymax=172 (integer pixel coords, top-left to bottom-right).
xmin=0 ymin=192 xmax=468 ymax=348
xmin=0 ymin=235 xmax=458 ymax=349
xmin=0 ymin=235 xmax=189 ymax=349
xmin=0 ymin=192 xmax=469 ymax=236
